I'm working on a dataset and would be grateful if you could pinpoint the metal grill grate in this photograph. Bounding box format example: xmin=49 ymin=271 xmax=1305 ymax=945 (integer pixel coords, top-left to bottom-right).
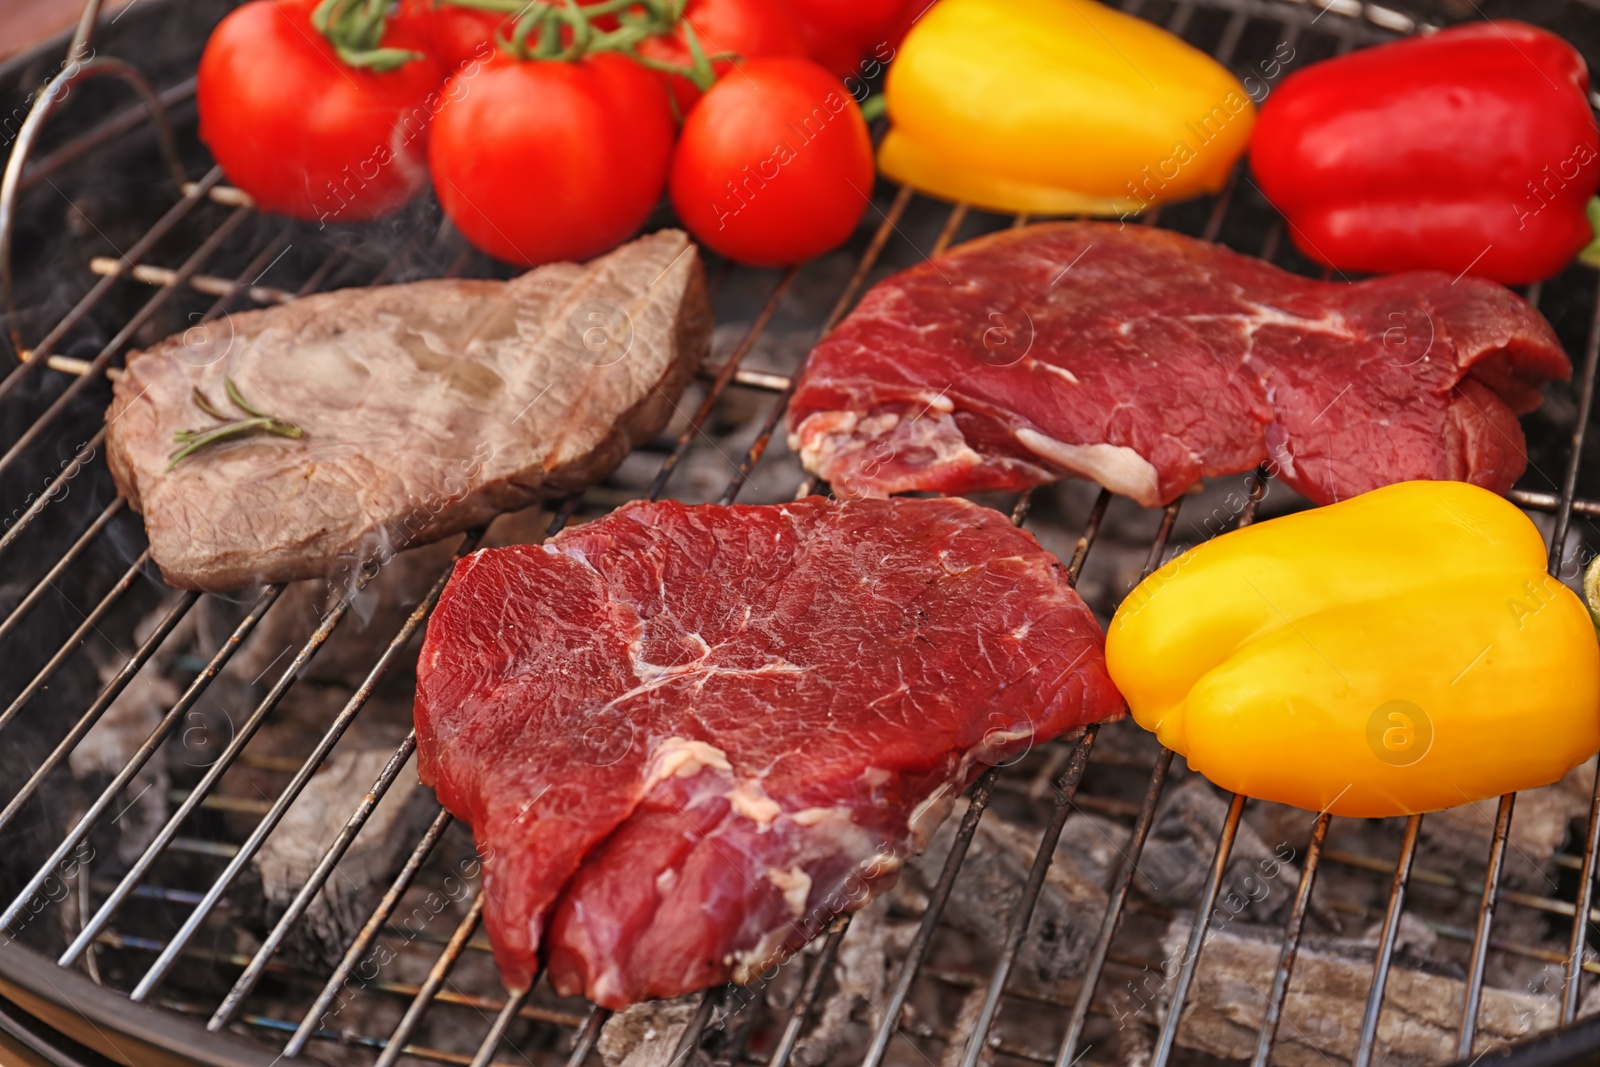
xmin=1 ymin=0 xmax=1599 ymax=1064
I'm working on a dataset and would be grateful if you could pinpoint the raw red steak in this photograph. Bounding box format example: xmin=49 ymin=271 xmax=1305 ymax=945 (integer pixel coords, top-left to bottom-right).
xmin=414 ymin=496 xmax=1122 ymax=1007
xmin=787 ymin=222 xmax=1569 ymax=507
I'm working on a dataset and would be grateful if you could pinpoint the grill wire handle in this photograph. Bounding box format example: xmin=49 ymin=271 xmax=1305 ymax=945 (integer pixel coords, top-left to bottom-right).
xmin=0 ymin=0 xmax=186 ymax=359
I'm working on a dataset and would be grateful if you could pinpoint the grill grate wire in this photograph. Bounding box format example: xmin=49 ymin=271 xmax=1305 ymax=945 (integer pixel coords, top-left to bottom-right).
xmin=0 ymin=0 xmax=1597 ymax=1065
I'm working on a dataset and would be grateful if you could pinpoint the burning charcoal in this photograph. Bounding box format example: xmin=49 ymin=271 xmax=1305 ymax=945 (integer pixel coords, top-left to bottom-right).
xmin=598 ymin=901 xmax=913 ymax=1067
xmin=70 ymin=604 xmax=201 ymax=865
xmin=1419 ymin=759 xmax=1595 ymax=890
xmin=599 ymin=996 xmax=713 ymax=1067
xmin=939 ymin=988 xmax=993 ymax=1067
xmin=612 ymin=398 xmax=809 ymax=508
xmin=71 ymin=656 xmax=177 ymax=866
xmin=243 ymin=740 xmax=437 ymax=971
xmin=907 ymin=812 xmax=1108 ymax=994
xmin=1333 ymin=762 xmax=1600 ymax=995
xmin=607 ymin=321 xmax=815 ymax=507
xmin=788 ymin=905 xmax=916 ymax=1067
xmin=1248 ymin=801 xmax=1327 ymax=864
xmin=1137 ymin=779 xmax=1300 ymax=922
xmin=1058 ymin=812 xmax=1132 ymax=891
xmin=1158 ymin=918 xmax=1559 ymax=1065
xmin=231 ymin=547 xmax=457 ymax=689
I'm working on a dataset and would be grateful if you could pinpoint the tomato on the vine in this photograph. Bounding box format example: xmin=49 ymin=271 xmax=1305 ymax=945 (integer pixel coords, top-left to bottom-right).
xmin=410 ymin=1 xmax=512 ymax=71
xmin=401 ymin=0 xmax=627 ymax=72
xmin=636 ymin=0 xmax=807 ymax=114
xmin=780 ymin=0 xmax=912 ymax=77
xmin=430 ymin=52 xmax=676 ymax=265
xmin=669 ymin=57 xmax=873 ymax=265
xmin=198 ymin=0 xmax=445 ymax=223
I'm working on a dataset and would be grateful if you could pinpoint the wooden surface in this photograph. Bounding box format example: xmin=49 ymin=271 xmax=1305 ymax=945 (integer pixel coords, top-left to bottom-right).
xmin=0 ymin=0 xmax=135 ymax=62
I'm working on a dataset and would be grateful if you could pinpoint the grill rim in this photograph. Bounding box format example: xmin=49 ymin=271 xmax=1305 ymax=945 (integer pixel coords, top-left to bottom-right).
xmin=0 ymin=942 xmax=281 ymax=1067
xmin=2 ymin=0 xmax=1600 ymax=1064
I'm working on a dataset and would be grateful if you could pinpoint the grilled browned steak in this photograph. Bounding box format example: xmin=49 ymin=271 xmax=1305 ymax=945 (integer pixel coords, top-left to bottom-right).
xmin=106 ymin=230 xmax=710 ymax=591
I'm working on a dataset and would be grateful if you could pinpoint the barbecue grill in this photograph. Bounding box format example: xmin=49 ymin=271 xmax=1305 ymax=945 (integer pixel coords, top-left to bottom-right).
xmin=2 ymin=0 xmax=1599 ymax=1064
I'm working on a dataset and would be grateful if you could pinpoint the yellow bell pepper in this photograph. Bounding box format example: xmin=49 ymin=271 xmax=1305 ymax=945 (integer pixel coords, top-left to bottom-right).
xmin=1106 ymin=481 xmax=1600 ymax=818
xmin=878 ymin=0 xmax=1255 ymax=217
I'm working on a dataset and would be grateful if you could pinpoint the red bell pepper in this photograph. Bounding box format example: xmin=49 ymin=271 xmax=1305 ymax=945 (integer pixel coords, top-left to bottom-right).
xmin=1250 ymin=21 xmax=1599 ymax=286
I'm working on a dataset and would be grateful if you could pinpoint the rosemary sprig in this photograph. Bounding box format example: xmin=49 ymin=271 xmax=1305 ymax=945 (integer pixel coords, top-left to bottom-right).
xmin=167 ymin=377 xmax=306 ymax=471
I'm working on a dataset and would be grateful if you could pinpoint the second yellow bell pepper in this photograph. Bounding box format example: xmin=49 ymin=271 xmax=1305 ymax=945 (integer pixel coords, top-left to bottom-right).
xmin=1106 ymin=481 xmax=1600 ymax=818
xmin=879 ymin=0 xmax=1256 ymax=217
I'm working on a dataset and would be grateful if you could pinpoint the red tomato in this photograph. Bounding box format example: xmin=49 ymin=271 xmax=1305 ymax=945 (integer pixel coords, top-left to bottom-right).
xmin=430 ymin=53 xmax=676 ymax=265
xmin=198 ymin=0 xmax=445 ymax=223
xmin=637 ymin=0 xmax=808 ymax=114
xmin=781 ymin=0 xmax=909 ymax=76
xmin=669 ymin=57 xmax=873 ymax=265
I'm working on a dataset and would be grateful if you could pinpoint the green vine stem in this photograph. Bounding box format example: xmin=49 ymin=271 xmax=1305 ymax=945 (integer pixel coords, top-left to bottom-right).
xmin=312 ymin=0 xmax=426 ymax=71
xmin=168 ymin=378 xmax=306 ymax=471
xmin=437 ymin=0 xmax=717 ymax=86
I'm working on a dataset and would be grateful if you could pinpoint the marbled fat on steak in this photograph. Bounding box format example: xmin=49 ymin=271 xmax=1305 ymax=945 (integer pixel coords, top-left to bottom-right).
xmin=787 ymin=222 xmax=1569 ymax=506
xmin=107 ymin=230 xmax=709 ymax=590
xmin=413 ymin=495 xmax=1123 ymax=1007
